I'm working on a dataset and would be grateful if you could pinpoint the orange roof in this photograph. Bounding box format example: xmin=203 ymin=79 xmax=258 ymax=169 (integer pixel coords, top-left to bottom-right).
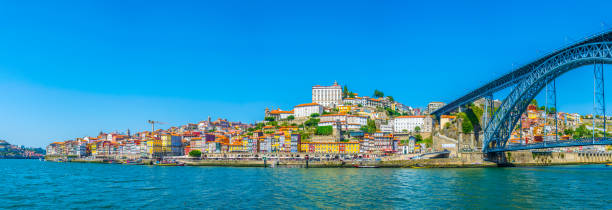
xmin=269 ymin=109 xmax=294 ymax=114
xmin=321 ymin=114 xmax=347 ymax=117
xmin=301 ymin=141 xmax=359 ymax=144
xmin=295 ymin=103 xmax=320 ymax=107
xmin=441 ymin=115 xmax=456 ymax=119
xmin=395 ymin=115 xmax=426 ymax=118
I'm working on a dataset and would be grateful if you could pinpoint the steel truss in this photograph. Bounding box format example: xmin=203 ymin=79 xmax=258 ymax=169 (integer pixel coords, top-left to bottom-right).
xmin=483 ymin=42 xmax=612 ymax=152
xmin=593 ymin=62 xmax=606 ymax=140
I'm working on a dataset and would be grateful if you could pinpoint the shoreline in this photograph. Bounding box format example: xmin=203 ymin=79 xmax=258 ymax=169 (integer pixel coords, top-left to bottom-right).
xmin=42 ymin=157 xmax=611 ymax=168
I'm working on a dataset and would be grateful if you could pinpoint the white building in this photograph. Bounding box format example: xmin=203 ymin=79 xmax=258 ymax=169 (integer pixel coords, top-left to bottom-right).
xmin=312 ymin=81 xmax=342 ymax=108
xmin=393 ymin=115 xmax=433 ymax=133
xmin=317 ymin=114 xmax=368 ymax=130
xmin=265 ymin=108 xmax=294 ymax=120
xmin=294 ymin=103 xmax=323 ymax=118
xmin=427 ymin=102 xmax=445 ymax=114
xmin=380 ymin=124 xmax=393 ymax=133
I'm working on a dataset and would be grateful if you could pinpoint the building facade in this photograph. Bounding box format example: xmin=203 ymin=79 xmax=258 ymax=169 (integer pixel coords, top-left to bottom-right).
xmin=312 ymin=81 xmax=342 ymax=108
xmin=294 ymin=103 xmax=323 ymax=118
xmin=393 ymin=115 xmax=433 ymax=133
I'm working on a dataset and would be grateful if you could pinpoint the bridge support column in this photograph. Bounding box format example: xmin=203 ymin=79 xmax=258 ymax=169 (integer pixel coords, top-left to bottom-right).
xmin=482 ymin=93 xmax=493 ymax=127
xmin=594 ymin=61 xmax=606 ymax=142
xmin=485 ymin=151 xmax=511 ymax=166
xmin=545 ymin=79 xmax=558 ymax=142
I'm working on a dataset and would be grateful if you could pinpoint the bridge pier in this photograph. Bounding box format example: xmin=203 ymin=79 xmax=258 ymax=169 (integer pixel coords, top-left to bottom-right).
xmin=484 ymin=152 xmax=512 ymax=166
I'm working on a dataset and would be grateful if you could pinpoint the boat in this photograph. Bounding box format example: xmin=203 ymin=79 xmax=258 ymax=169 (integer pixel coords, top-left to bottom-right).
xmin=411 ymin=164 xmax=426 ymax=169
xmin=353 ymin=165 xmax=379 ymax=168
xmin=606 ymin=163 xmax=612 ymax=167
xmin=156 ymin=163 xmax=184 ymax=166
xmin=156 ymin=160 xmax=184 ymax=166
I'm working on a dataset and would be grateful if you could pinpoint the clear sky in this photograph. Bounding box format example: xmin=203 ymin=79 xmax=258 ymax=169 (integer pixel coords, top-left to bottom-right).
xmin=1 ymin=0 xmax=611 ymax=147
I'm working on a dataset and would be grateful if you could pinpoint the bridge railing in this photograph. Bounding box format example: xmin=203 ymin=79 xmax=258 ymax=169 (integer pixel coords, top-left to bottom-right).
xmin=488 ymin=137 xmax=612 ymax=152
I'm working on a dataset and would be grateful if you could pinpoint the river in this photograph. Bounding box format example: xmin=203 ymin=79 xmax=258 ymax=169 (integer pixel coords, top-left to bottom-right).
xmin=1 ymin=159 xmax=610 ymax=209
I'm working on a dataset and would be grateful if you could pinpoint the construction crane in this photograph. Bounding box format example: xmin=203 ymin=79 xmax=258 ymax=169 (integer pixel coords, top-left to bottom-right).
xmin=147 ymin=120 xmax=167 ymax=132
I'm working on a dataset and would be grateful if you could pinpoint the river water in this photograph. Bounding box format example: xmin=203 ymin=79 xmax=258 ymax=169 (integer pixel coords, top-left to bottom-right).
xmin=1 ymin=159 xmax=611 ymax=209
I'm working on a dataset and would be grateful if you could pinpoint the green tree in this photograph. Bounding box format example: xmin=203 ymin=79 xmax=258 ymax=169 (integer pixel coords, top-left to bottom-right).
xmin=188 ymin=150 xmax=202 ymax=157
xmin=373 ymin=90 xmax=384 ymax=98
xmin=287 ymin=115 xmax=295 ymax=120
xmin=264 ymin=116 xmax=275 ymax=121
xmin=343 ymin=85 xmax=349 ymax=98
xmin=304 ymin=118 xmax=320 ymax=127
xmin=310 ymin=113 xmax=320 ymax=118
xmin=266 ymin=121 xmax=278 ymax=126
xmin=315 ymin=126 xmax=333 ymax=135
xmin=530 ymin=99 xmax=538 ymax=107
xmin=459 ymin=112 xmax=474 ymax=133
xmin=444 ymin=122 xmax=452 ymax=129
xmin=349 ymin=92 xmax=356 ymax=98
xmin=360 ymin=119 xmax=377 ymax=133
xmin=414 ymin=126 xmax=421 ymax=133
xmin=387 ymin=96 xmax=394 ymax=102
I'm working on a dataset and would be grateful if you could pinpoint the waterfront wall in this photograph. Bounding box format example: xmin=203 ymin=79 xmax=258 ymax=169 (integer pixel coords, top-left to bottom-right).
xmin=505 ymin=151 xmax=612 ymax=166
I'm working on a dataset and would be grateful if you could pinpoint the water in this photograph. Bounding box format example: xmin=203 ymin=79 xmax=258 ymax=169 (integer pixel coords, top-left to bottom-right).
xmin=1 ymin=159 xmax=611 ymax=209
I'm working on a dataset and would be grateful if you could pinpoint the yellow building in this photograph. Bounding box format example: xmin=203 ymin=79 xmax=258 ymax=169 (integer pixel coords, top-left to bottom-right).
xmin=338 ymin=105 xmax=356 ymax=114
xmin=229 ymin=142 xmax=246 ymax=152
xmin=146 ymin=138 xmax=162 ymax=156
xmin=90 ymin=143 xmax=97 ymax=156
xmin=300 ymin=142 xmax=360 ymax=154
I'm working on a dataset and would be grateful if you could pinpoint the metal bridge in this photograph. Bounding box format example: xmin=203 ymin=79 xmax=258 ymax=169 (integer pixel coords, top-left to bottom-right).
xmin=432 ymin=30 xmax=612 ymax=153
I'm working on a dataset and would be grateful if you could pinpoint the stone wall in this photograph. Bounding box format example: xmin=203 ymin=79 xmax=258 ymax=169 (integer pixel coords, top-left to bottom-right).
xmin=505 ymin=151 xmax=612 ymax=166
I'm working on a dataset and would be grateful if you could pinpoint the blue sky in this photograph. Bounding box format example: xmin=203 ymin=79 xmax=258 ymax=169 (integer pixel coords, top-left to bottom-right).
xmin=0 ymin=0 xmax=611 ymax=147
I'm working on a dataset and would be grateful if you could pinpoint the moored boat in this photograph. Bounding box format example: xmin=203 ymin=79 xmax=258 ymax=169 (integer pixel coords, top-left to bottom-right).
xmin=156 ymin=163 xmax=184 ymax=166
xmin=353 ymin=165 xmax=379 ymax=168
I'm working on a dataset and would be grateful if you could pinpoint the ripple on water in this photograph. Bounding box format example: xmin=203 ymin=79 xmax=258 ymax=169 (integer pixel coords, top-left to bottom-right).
xmin=1 ymin=160 xmax=612 ymax=209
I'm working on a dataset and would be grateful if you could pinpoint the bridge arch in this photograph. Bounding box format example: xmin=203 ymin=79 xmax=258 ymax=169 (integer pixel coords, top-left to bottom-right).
xmin=483 ymin=42 xmax=612 ymax=152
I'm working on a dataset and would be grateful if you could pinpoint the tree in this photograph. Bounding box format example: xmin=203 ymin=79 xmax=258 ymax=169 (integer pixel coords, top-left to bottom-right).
xmin=444 ymin=122 xmax=452 ymax=129
xmin=287 ymin=115 xmax=295 ymax=120
xmin=349 ymin=92 xmax=356 ymax=98
xmin=310 ymin=113 xmax=320 ymax=118
xmin=530 ymin=99 xmax=538 ymax=107
xmin=315 ymin=126 xmax=333 ymax=135
xmin=264 ymin=116 xmax=275 ymax=121
xmin=188 ymin=150 xmax=202 ymax=157
xmin=373 ymin=90 xmax=384 ymax=98
xmin=387 ymin=96 xmax=394 ymax=102
xmin=360 ymin=119 xmax=377 ymax=133
xmin=459 ymin=113 xmax=474 ymax=133
xmin=414 ymin=126 xmax=421 ymax=133
xmin=343 ymin=85 xmax=349 ymax=98
xmin=414 ymin=134 xmax=423 ymax=142
xmin=304 ymin=118 xmax=320 ymax=127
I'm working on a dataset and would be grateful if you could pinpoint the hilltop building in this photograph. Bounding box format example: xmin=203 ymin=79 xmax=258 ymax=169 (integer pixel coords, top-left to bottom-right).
xmin=312 ymin=81 xmax=342 ymax=108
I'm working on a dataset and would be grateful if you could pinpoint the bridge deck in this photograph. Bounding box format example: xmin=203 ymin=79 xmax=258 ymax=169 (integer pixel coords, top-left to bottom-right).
xmin=432 ymin=30 xmax=612 ymax=116
xmin=487 ymin=138 xmax=612 ymax=152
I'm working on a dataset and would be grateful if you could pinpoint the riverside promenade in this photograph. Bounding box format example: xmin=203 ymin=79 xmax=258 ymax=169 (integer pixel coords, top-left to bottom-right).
xmin=47 ymin=151 xmax=612 ymax=168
